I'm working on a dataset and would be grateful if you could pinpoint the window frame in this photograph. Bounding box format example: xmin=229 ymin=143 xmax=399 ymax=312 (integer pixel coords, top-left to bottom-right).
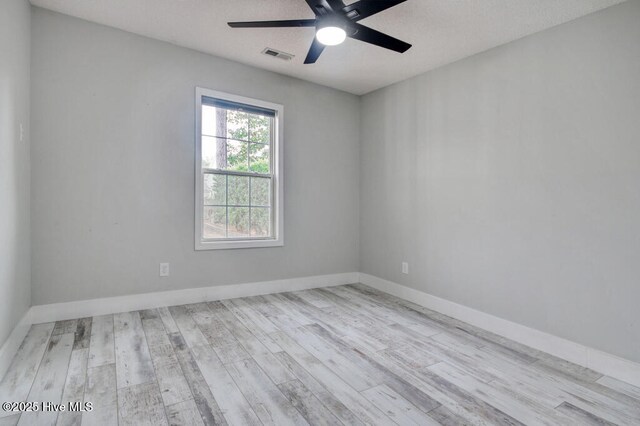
xmin=195 ymin=87 xmax=284 ymax=250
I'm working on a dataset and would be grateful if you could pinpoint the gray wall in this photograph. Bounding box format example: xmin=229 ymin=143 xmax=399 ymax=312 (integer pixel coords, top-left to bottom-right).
xmin=0 ymin=0 xmax=31 ymax=347
xmin=360 ymin=0 xmax=640 ymax=363
xmin=31 ymin=9 xmax=360 ymax=305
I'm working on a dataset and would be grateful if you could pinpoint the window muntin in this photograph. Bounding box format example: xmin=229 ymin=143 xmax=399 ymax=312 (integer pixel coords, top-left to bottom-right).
xmin=196 ymin=89 xmax=283 ymax=250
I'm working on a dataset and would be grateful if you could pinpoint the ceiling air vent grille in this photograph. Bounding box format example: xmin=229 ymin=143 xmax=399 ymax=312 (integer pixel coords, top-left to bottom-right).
xmin=262 ymin=48 xmax=295 ymax=61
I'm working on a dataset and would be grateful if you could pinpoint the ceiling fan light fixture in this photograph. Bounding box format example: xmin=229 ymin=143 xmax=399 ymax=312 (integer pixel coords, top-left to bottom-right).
xmin=316 ymin=25 xmax=346 ymax=46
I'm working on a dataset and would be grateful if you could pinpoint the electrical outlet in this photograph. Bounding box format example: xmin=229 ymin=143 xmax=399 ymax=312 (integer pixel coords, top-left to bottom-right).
xmin=402 ymin=262 xmax=409 ymax=274
xmin=159 ymin=263 xmax=170 ymax=277
xmin=19 ymin=123 xmax=24 ymax=142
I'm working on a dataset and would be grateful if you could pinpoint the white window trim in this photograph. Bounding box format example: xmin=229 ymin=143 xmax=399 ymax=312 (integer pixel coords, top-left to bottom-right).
xmin=194 ymin=87 xmax=284 ymax=250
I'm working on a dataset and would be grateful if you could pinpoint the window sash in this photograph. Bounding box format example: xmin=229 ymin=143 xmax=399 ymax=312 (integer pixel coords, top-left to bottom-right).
xmin=201 ymin=171 xmax=274 ymax=241
xmin=200 ymin=103 xmax=274 ymax=239
xmin=199 ymin=103 xmax=275 ymax=241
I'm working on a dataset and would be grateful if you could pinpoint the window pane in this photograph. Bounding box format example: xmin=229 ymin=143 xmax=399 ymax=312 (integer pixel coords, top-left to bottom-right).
xmin=250 ymin=177 xmax=271 ymax=207
xmin=228 ymin=207 xmax=250 ymax=237
xmin=201 ymin=105 xmax=217 ymax=136
xmin=203 ymin=207 xmax=226 ymax=239
xmin=226 ymin=110 xmax=249 ymax=140
xmin=202 ymin=106 xmax=232 ymax=138
xmin=203 ymin=174 xmax=226 ymax=206
xmin=228 ymin=175 xmax=249 ymax=205
xmin=249 ymin=115 xmax=270 ymax=143
xmin=227 ymin=140 xmax=248 ymax=171
xmin=251 ymin=207 xmax=271 ymax=237
xmin=202 ymin=137 xmax=228 ymax=169
xmin=249 ymin=143 xmax=270 ymax=173
xmin=204 ymin=137 xmax=251 ymax=171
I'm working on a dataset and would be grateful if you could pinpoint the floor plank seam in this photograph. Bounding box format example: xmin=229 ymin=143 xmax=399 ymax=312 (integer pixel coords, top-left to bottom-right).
xmin=140 ymin=314 xmax=178 ymax=426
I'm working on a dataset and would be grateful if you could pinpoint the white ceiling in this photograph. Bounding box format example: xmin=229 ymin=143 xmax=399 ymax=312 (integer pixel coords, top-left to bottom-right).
xmin=30 ymin=0 xmax=625 ymax=95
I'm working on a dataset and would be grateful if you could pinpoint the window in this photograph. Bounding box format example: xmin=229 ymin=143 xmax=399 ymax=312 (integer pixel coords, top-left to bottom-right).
xmin=195 ymin=88 xmax=283 ymax=250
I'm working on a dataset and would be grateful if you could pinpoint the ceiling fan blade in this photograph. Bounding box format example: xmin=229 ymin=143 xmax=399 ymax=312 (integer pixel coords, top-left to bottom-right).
xmin=326 ymin=0 xmax=347 ymax=11
xmin=342 ymin=0 xmax=407 ymax=22
xmin=304 ymin=0 xmax=345 ymax=15
xmin=228 ymin=19 xmax=316 ymax=28
xmin=348 ymin=23 xmax=411 ymax=53
xmin=304 ymin=38 xmax=326 ymax=64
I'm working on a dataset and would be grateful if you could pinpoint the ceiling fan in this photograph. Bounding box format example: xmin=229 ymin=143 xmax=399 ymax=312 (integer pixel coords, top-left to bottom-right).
xmin=228 ymin=0 xmax=412 ymax=64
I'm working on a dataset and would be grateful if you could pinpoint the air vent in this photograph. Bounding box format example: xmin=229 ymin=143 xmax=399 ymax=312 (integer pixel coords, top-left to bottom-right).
xmin=262 ymin=48 xmax=295 ymax=61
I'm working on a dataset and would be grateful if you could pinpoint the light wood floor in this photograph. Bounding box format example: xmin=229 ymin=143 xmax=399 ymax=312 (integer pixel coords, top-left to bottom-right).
xmin=1 ymin=284 xmax=639 ymax=426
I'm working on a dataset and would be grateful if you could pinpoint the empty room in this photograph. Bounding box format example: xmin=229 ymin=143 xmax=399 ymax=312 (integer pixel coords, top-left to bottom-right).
xmin=1 ymin=0 xmax=639 ymax=424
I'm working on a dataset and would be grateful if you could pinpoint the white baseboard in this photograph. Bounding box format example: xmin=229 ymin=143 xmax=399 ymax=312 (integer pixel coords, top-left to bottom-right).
xmin=0 ymin=310 xmax=32 ymax=382
xmin=29 ymin=272 xmax=360 ymax=324
xmin=359 ymin=273 xmax=640 ymax=388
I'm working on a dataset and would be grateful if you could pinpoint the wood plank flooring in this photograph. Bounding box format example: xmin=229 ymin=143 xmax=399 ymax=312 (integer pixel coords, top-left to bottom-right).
xmin=1 ymin=284 xmax=639 ymax=425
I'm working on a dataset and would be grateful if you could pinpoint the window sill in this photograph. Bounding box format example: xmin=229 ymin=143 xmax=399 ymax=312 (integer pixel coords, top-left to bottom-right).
xmin=195 ymin=238 xmax=283 ymax=251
